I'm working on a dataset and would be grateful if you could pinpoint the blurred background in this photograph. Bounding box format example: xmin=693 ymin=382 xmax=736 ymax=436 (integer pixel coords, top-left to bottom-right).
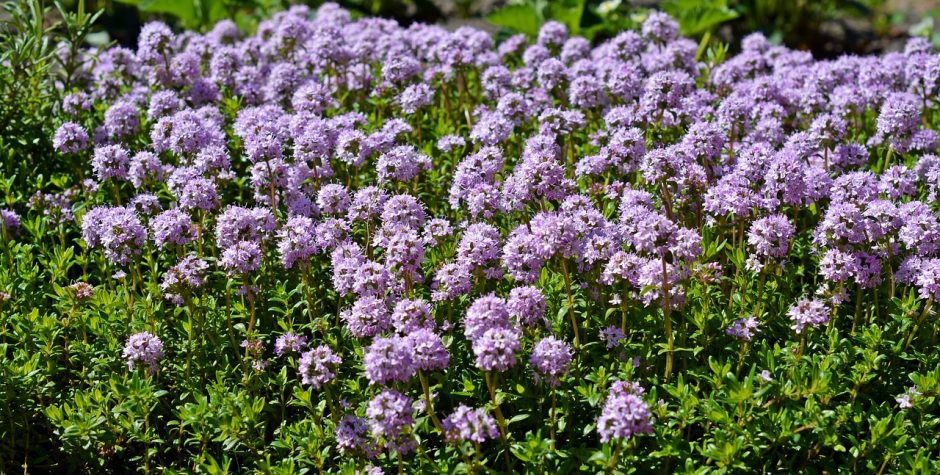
xmin=55 ymin=0 xmax=940 ymax=57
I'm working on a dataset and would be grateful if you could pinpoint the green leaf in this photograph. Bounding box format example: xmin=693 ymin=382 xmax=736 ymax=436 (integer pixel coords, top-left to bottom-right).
xmin=547 ymin=0 xmax=586 ymax=35
xmin=662 ymin=0 xmax=739 ymax=37
xmin=486 ymin=4 xmax=542 ymax=38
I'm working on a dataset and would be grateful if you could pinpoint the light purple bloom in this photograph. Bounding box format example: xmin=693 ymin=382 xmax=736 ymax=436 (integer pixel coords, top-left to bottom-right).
xmin=123 ymin=332 xmax=164 ymax=374
xmin=788 ymin=298 xmax=829 ymax=334
xmin=442 ymin=405 xmax=499 ymax=444
xmin=529 ymin=336 xmax=573 ymax=387
xmin=299 ymin=345 xmax=341 ymax=388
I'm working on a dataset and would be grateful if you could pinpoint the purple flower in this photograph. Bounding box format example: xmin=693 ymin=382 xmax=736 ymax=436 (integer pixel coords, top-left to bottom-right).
xmin=788 ymin=298 xmax=829 ymax=334
xmin=431 ymin=262 xmax=472 ymax=302
xmin=317 ymin=184 xmax=351 ymax=216
xmin=529 ymin=336 xmax=573 ymax=387
xmin=178 ymin=177 xmax=219 ymax=212
xmin=137 ymin=21 xmax=174 ymax=63
xmin=123 ymin=332 xmax=164 ymax=374
xmin=408 ymin=329 xmax=449 ymax=371
xmin=871 ymin=92 xmax=927 ymax=153
xmin=642 ymin=11 xmax=679 ymax=43
xmin=507 ymin=286 xmax=547 ymax=328
xmin=276 ymin=216 xmax=319 ymax=269
xmin=1 ymin=209 xmax=20 ymax=236
xmin=600 ymin=326 xmax=625 ymax=349
xmin=472 ymin=327 xmax=521 ymax=372
xmin=457 ymin=223 xmax=502 ymax=271
xmin=464 ymin=294 xmax=511 ymax=341
xmin=220 ymin=240 xmax=262 ymax=276
xmin=102 ymin=100 xmax=140 ymax=140
xmin=726 ymin=316 xmax=759 ymax=341
xmin=383 ymin=228 xmax=425 ymax=278
xmin=150 ymin=209 xmax=195 ymax=248
xmin=92 ymin=145 xmax=130 ymax=181
xmin=348 ymin=186 xmax=389 ymax=223
xmin=215 ymin=206 xmax=276 ymax=249
xmin=398 ymin=83 xmax=434 ymax=113
xmin=364 ymin=336 xmax=415 ymax=385
xmin=82 ymin=206 xmax=146 ymax=266
xmin=336 ymin=415 xmax=379 ymax=458
xmin=128 ymin=151 xmax=166 ymax=189
xmin=376 ymin=145 xmax=431 ymax=183
xmin=747 ymin=215 xmax=794 ymax=261
xmin=896 ymin=386 xmax=920 ymax=409
xmin=381 ymin=194 xmax=426 ymax=231
xmin=351 ymin=260 xmax=391 ymax=297
xmin=441 ymin=405 xmax=499 ymax=444
xmin=53 ymin=122 xmax=89 ymax=154
xmin=391 ymin=298 xmax=435 ymax=334
xmin=366 ymin=390 xmax=414 ymax=439
xmin=436 ymin=135 xmax=465 ymax=153
xmin=147 ymin=90 xmax=183 ymax=119
xmin=292 ymin=80 xmax=336 ymax=114
xmin=275 ymin=332 xmax=308 ymax=356
xmin=341 ymin=296 xmax=391 ymax=338
xmin=422 ymin=218 xmax=453 ymax=247
xmin=298 ymin=345 xmax=341 ymax=388
xmin=70 ymin=282 xmax=94 ymax=300
xmin=597 ymin=382 xmax=653 ymax=443
xmin=161 ymin=255 xmax=208 ymax=304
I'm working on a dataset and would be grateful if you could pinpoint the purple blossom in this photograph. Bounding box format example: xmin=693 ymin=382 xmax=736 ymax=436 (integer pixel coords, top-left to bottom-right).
xmin=529 ymin=336 xmax=573 ymax=387
xmin=600 ymin=326 xmax=625 ymax=349
xmin=161 ymin=255 xmax=208 ymax=304
xmin=317 ymin=184 xmax=351 ymax=216
xmin=341 ymin=296 xmax=391 ymax=338
xmin=299 ymin=345 xmax=342 ymax=388
xmin=597 ymin=382 xmax=653 ymax=442
xmin=150 ymin=209 xmax=195 ymax=248
xmin=275 ymin=332 xmax=308 ymax=356
xmin=464 ymin=294 xmax=511 ymax=341
xmin=128 ymin=151 xmax=166 ymax=188
xmin=726 ymin=316 xmax=759 ymax=341
xmin=276 ymin=216 xmax=318 ymax=269
xmin=82 ymin=206 xmax=146 ymax=266
xmin=442 ymin=405 xmax=499 ymax=444
xmin=123 ymin=332 xmax=164 ymax=374
xmin=70 ymin=282 xmax=94 ymax=301
xmin=377 ymin=145 xmax=431 ymax=183
xmin=788 ymin=298 xmax=830 ymax=334
xmin=747 ymin=214 xmax=795 ymax=261
xmin=53 ymin=122 xmax=89 ymax=154
xmin=507 ymin=286 xmax=547 ymax=328
xmin=220 ymin=240 xmax=262 ymax=276
xmin=364 ymin=336 xmax=415 ymax=385
xmin=408 ymin=329 xmax=450 ymax=372
xmin=472 ymin=327 xmax=521 ymax=372
xmin=391 ymin=298 xmax=435 ymax=334
xmin=366 ymin=390 xmax=414 ymax=439
xmin=1 ymin=209 xmax=20 ymax=236
xmin=92 ymin=145 xmax=130 ymax=182
xmin=336 ymin=415 xmax=379 ymax=458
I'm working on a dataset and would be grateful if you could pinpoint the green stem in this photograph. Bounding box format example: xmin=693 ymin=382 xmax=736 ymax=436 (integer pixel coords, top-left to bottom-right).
xmin=560 ymin=259 xmax=581 ymax=348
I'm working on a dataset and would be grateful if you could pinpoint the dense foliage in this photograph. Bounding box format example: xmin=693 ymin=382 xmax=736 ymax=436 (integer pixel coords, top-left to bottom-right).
xmin=3 ymin=3 xmax=940 ymax=473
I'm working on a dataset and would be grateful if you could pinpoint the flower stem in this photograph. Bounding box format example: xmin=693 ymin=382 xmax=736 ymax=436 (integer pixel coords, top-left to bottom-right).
xmin=484 ymin=371 xmax=512 ymax=472
xmin=560 ymin=259 xmax=581 ymax=348
xmin=418 ymin=370 xmax=443 ymax=433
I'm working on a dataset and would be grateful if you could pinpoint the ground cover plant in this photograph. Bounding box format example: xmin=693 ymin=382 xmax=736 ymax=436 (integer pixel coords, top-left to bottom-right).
xmin=3 ymin=2 xmax=940 ymax=473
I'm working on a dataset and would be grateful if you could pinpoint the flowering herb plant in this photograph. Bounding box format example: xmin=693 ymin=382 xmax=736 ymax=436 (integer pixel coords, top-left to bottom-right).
xmin=2 ymin=3 xmax=940 ymax=474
